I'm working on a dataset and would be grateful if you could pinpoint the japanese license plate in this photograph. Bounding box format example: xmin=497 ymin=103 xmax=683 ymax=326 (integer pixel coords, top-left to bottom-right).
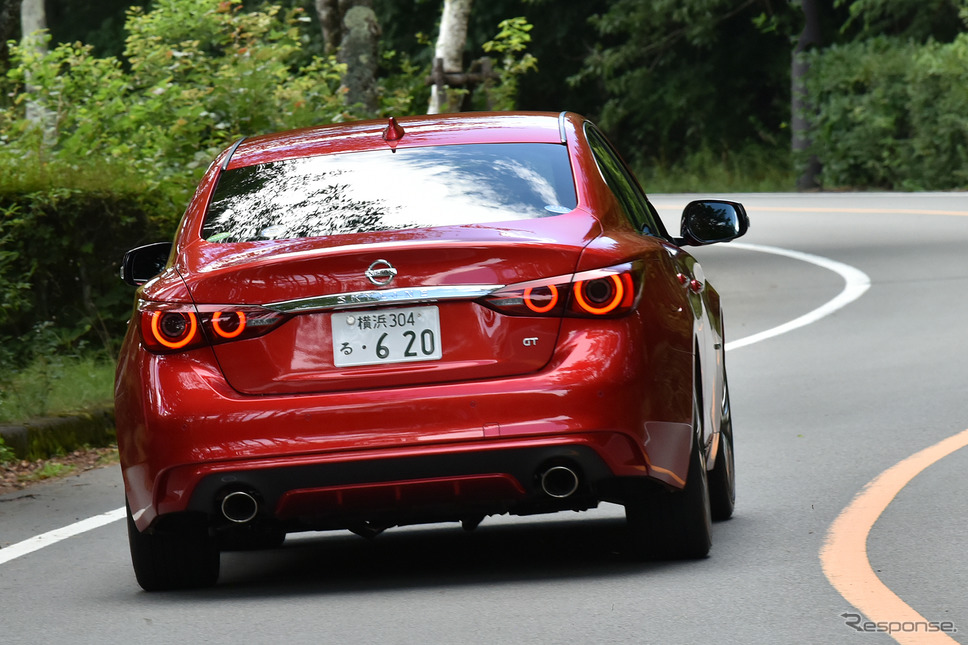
xmin=332 ymin=306 xmax=442 ymax=367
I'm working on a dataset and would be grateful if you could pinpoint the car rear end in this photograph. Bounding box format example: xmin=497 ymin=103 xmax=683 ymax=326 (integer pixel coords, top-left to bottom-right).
xmin=116 ymin=113 xmax=693 ymax=543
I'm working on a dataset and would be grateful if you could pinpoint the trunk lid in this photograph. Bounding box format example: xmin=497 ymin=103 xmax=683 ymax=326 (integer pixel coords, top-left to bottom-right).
xmin=180 ymin=213 xmax=600 ymax=394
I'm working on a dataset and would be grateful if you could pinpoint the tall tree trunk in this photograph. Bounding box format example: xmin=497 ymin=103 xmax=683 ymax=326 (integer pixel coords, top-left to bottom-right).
xmin=18 ymin=0 xmax=43 ymax=38
xmin=338 ymin=5 xmax=380 ymax=115
xmin=792 ymin=0 xmax=822 ymax=190
xmin=316 ymin=0 xmax=372 ymax=55
xmin=428 ymin=0 xmax=472 ymax=115
xmin=315 ymin=0 xmax=342 ymax=55
xmin=316 ymin=0 xmax=379 ymax=116
xmin=20 ymin=0 xmax=50 ymax=130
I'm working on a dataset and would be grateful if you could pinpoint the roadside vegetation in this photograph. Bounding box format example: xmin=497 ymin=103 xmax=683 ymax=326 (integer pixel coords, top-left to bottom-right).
xmin=0 ymin=441 xmax=119 ymax=492
xmin=0 ymin=350 xmax=114 ymax=424
xmin=0 ymin=0 xmax=965 ymax=435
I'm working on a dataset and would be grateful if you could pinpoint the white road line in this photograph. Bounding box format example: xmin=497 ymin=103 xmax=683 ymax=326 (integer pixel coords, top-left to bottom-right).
xmin=0 ymin=242 xmax=870 ymax=566
xmin=0 ymin=507 xmax=125 ymax=566
xmin=725 ymin=242 xmax=871 ymax=352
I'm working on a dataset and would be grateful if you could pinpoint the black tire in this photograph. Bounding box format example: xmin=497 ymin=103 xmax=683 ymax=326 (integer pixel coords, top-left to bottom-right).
xmin=708 ymin=377 xmax=736 ymax=521
xmin=126 ymin=501 xmax=220 ymax=591
xmin=625 ymin=402 xmax=712 ymax=559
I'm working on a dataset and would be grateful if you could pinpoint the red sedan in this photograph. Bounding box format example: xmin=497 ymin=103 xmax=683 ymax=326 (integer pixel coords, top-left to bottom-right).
xmin=116 ymin=111 xmax=747 ymax=590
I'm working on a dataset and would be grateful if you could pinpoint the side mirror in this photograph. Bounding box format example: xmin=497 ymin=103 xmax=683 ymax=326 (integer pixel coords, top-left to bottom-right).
xmin=678 ymin=200 xmax=749 ymax=246
xmin=120 ymin=242 xmax=173 ymax=286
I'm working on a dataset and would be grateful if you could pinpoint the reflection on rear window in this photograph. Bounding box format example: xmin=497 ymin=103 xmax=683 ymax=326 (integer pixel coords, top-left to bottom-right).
xmin=201 ymin=143 xmax=577 ymax=243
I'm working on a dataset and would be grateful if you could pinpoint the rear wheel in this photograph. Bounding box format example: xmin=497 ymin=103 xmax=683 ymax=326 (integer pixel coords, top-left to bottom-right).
xmin=126 ymin=501 xmax=220 ymax=591
xmin=708 ymin=376 xmax=735 ymax=521
xmin=625 ymin=402 xmax=712 ymax=559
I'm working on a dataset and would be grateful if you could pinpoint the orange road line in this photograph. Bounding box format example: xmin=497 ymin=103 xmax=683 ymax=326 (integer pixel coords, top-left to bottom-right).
xmin=820 ymin=428 xmax=968 ymax=645
xmin=651 ymin=204 xmax=968 ymax=217
xmin=749 ymin=207 xmax=968 ymax=216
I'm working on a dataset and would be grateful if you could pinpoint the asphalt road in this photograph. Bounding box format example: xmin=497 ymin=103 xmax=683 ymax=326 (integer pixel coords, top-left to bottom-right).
xmin=1 ymin=192 xmax=966 ymax=644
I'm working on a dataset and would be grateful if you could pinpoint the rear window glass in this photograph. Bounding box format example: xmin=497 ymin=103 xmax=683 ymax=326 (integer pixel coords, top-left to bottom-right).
xmin=201 ymin=143 xmax=577 ymax=243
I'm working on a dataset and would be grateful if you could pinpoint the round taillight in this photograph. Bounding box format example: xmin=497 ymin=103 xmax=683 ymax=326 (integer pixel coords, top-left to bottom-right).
xmin=574 ymin=275 xmax=624 ymax=315
xmin=524 ymin=285 xmax=559 ymax=314
xmin=150 ymin=311 xmax=198 ymax=349
xmin=212 ymin=311 xmax=247 ymax=339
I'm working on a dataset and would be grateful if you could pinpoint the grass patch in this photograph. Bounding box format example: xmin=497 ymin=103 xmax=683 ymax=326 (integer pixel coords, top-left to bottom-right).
xmin=0 ymin=354 xmax=115 ymax=424
xmin=637 ymin=145 xmax=797 ymax=193
xmin=21 ymin=461 xmax=76 ymax=482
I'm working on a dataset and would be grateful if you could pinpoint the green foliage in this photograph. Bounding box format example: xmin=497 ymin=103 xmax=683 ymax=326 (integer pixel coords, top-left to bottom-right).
xmin=805 ymin=35 xmax=968 ymax=189
xmin=0 ymin=436 xmax=16 ymax=464
xmin=905 ymin=34 xmax=968 ymax=188
xmin=803 ymin=37 xmax=912 ymax=188
xmin=46 ymin=0 xmax=153 ymax=59
xmin=480 ymin=17 xmax=538 ymax=111
xmin=0 ymin=347 xmax=115 ymax=423
xmin=0 ymin=203 xmax=32 ymax=330
xmin=637 ymin=144 xmax=795 ymax=194
xmin=28 ymin=461 xmax=76 ymax=480
xmin=573 ymin=0 xmax=793 ymax=168
xmin=836 ymin=0 xmax=967 ymax=42
xmin=1 ymin=0 xmax=349 ymax=212
xmin=375 ymin=49 xmax=429 ymax=117
xmin=0 ymin=187 xmax=166 ymax=360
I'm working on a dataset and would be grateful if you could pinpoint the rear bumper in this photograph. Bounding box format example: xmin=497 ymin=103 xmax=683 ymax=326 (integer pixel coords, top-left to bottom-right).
xmin=179 ymin=437 xmax=621 ymax=530
xmin=116 ymin=319 xmax=696 ymax=531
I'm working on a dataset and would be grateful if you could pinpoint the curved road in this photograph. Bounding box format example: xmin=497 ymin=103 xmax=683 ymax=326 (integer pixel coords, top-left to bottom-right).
xmin=1 ymin=192 xmax=965 ymax=644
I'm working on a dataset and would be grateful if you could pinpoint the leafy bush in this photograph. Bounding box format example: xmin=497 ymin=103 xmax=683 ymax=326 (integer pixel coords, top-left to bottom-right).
xmin=805 ymin=34 xmax=968 ymax=190
xmin=0 ymin=187 xmax=166 ymax=361
xmin=1 ymin=0 xmax=349 ymax=213
xmin=0 ymin=436 xmax=15 ymax=464
xmin=904 ymin=33 xmax=968 ymax=189
xmin=479 ymin=17 xmax=538 ymax=111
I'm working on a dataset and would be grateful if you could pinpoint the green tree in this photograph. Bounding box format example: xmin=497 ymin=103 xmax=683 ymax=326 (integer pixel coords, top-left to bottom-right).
xmin=838 ymin=0 xmax=966 ymax=41
xmin=572 ymin=0 xmax=794 ymax=171
xmin=2 ymin=0 xmax=348 ymax=208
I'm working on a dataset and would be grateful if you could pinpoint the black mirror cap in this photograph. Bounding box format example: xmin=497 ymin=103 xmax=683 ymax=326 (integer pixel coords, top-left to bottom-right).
xmin=678 ymin=200 xmax=750 ymax=246
xmin=120 ymin=242 xmax=173 ymax=286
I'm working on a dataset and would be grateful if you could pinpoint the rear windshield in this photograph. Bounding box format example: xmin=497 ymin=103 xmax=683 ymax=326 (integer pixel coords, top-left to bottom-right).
xmin=201 ymin=143 xmax=577 ymax=243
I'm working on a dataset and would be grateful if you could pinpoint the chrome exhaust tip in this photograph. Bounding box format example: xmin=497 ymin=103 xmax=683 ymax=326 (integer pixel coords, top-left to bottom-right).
xmin=540 ymin=465 xmax=580 ymax=499
xmin=221 ymin=491 xmax=259 ymax=524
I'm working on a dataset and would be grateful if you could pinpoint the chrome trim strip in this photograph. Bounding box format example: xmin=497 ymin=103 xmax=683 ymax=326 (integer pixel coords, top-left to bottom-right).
xmin=265 ymin=284 xmax=505 ymax=313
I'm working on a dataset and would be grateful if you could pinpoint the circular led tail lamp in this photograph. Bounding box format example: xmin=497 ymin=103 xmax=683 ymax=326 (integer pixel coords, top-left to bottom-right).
xmin=150 ymin=311 xmax=198 ymax=349
xmin=574 ymin=275 xmax=625 ymax=315
xmin=212 ymin=311 xmax=247 ymax=339
xmin=524 ymin=285 xmax=559 ymax=314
